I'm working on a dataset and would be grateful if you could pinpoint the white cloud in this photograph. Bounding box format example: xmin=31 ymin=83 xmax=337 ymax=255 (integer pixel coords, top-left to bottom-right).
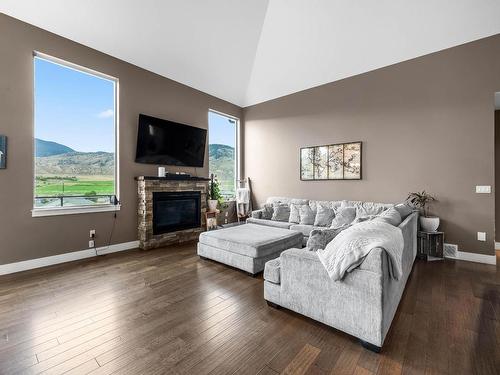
xmin=97 ymin=109 xmax=114 ymax=118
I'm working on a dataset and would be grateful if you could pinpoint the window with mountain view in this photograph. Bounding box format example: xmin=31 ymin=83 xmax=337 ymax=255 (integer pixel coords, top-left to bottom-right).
xmin=34 ymin=54 xmax=117 ymax=210
xmin=208 ymin=111 xmax=238 ymax=199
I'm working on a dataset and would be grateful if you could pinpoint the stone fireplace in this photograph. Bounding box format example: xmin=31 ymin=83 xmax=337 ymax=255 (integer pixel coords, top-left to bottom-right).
xmin=136 ymin=176 xmax=209 ymax=250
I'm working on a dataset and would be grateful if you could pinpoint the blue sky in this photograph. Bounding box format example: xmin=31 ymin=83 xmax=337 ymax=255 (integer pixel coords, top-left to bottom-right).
xmin=208 ymin=111 xmax=236 ymax=147
xmin=34 ymin=57 xmax=115 ymax=153
xmin=35 ymin=57 xmax=237 ymax=153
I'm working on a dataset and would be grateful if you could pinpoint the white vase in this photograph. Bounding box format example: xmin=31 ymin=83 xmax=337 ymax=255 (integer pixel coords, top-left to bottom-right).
xmin=420 ymin=216 xmax=440 ymax=232
xmin=208 ymin=199 xmax=218 ymax=212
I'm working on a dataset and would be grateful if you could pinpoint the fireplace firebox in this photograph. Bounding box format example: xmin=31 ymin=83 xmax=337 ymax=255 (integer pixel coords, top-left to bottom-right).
xmin=153 ymin=191 xmax=201 ymax=235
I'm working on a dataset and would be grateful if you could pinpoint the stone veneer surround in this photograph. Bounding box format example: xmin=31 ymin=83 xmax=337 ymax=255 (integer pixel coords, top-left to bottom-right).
xmin=137 ymin=176 xmax=209 ymax=250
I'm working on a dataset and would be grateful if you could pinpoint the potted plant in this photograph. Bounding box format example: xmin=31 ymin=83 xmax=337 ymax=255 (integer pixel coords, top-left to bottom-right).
xmin=208 ymin=174 xmax=223 ymax=212
xmin=407 ymin=191 xmax=439 ymax=232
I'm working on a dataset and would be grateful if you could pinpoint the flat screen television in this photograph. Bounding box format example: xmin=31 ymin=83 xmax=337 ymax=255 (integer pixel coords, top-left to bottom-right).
xmin=135 ymin=114 xmax=207 ymax=167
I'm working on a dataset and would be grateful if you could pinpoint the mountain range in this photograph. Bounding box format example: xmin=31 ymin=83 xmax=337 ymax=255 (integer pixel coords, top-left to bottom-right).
xmin=35 ymin=139 xmax=114 ymax=176
xmin=208 ymin=144 xmax=235 ymax=194
xmin=35 ymin=139 xmax=233 ymax=179
xmin=35 ymin=138 xmax=75 ymax=157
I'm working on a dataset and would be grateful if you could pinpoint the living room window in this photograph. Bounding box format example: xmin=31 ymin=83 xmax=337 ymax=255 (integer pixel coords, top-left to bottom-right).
xmin=208 ymin=110 xmax=239 ymax=200
xmin=32 ymin=53 xmax=119 ymax=216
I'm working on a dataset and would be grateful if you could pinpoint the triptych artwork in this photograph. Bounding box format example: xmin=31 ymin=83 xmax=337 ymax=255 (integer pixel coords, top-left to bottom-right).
xmin=300 ymin=141 xmax=362 ymax=180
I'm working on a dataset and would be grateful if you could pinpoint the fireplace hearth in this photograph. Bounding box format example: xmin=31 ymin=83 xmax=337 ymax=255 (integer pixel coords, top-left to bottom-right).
xmin=136 ymin=176 xmax=209 ymax=250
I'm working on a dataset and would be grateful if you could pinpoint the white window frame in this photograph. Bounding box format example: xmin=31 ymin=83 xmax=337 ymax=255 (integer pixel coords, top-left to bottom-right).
xmin=208 ymin=109 xmax=240 ymax=201
xmin=31 ymin=52 xmax=120 ymax=217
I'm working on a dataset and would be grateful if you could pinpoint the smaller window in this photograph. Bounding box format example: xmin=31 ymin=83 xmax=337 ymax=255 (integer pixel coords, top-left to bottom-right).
xmin=208 ymin=110 xmax=239 ymax=200
xmin=33 ymin=53 xmax=118 ymax=214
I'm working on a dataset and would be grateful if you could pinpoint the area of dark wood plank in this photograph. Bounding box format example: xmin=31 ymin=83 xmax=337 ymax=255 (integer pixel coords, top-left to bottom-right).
xmin=0 ymin=243 xmax=498 ymax=375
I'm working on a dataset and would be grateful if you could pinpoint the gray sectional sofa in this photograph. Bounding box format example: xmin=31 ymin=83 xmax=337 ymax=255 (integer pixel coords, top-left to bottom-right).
xmin=249 ymin=196 xmax=418 ymax=351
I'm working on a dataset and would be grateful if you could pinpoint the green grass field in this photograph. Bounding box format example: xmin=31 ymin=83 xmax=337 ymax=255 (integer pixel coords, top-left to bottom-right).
xmin=35 ymin=176 xmax=114 ymax=197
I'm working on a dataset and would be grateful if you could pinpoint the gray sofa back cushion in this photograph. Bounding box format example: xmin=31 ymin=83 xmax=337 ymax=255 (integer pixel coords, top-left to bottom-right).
xmin=272 ymin=202 xmax=290 ymax=222
xmin=309 ymin=200 xmax=343 ymax=213
xmin=266 ymin=196 xmax=309 ymax=206
xmin=314 ymin=205 xmax=335 ymax=227
xmin=299 ymin=205 xmax=315 ymax=225
xmin=341 ymin=200 xmax=393 ymax=217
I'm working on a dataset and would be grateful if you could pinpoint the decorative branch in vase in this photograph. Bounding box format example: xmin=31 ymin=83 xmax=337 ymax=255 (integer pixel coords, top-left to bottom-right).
xmin=407 ymin=191 xmax=439 ymax=232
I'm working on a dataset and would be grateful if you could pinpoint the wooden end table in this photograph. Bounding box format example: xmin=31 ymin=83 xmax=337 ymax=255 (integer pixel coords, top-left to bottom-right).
xmin=417 ymin=231 xmax=444 ymax=261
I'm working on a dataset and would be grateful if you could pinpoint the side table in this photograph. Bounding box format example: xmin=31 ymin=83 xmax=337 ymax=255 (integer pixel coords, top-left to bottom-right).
xmin=417 ymin=231 xmax=444 ymax=261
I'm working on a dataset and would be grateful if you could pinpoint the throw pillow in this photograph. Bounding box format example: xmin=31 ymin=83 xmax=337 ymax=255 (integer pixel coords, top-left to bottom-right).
xmin=261 ymin=203 xmax=274 ymax=220
xmin=314 ymin=205 xmax=335 ymax=227
xmin=272 ymin=202 xmax=290 ymax=222
xmin=394 ymin=203 xmax=413 ymax=220
xmin=374 ymin=207 xmax=402 ymax=226
xmin=289 ymin=204 xmax=301 ymax=223
xmin=330 ymin=207 xmax=356 ymax=228
xmin=306 ymin=225 xmax=349 ymax=251
xmin=299 ymin=205 xmax=315 ymax=225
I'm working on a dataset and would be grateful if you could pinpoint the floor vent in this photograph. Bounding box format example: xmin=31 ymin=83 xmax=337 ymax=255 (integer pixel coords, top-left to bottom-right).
xmin=444 ymin=243 xmax=458 ymax=258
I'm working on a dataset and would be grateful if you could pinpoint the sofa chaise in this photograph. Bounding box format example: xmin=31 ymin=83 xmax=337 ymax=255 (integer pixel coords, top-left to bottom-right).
xmin=264 ymin=215 xmax=418 ymax=351
xmin=246 ymin=196 xmax=417 ymax=351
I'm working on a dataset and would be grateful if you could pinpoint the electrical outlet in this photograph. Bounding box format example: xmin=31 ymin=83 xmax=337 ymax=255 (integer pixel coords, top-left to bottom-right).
xmin=89 ymin=240 xmax=95 ymax=248
xmin=89 ymin=229 xmax=96 ymax=238
xmin=477 ymin=232 xmax=486 ymax=241
xmin=475 ymin=185 xmax=491 ymax=194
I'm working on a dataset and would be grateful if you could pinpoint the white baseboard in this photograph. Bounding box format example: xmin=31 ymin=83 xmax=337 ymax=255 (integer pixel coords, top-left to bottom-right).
xmin=446 ymin=250 xmax=497 ymax=265
xmin=0 ymin=240 xmax=139 ymax=276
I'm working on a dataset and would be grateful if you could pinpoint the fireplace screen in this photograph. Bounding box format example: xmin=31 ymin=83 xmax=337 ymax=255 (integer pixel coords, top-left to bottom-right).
xmin=152 ymin=191 xmax=201 ymax=235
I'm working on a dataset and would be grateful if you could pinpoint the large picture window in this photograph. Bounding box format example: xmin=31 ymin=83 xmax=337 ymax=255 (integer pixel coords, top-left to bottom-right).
xmin=208 ymin=110 xmax=239 ymax=199
xmin=33 ymin=53 xmax=118 ymax=213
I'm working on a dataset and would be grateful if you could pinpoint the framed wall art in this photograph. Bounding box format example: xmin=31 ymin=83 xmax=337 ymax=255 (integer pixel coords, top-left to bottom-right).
xmin=0 ymin=135 xmax=6 ymax=169
xmin=300 ymin=141 xmax=361 ymax=180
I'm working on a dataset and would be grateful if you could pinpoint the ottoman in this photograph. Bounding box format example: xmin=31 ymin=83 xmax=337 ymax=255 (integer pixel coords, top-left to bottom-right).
xmin=197 ymin=223 xmax=303 ymax=276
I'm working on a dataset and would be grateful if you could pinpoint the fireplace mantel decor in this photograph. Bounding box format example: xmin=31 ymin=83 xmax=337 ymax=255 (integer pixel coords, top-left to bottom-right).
xmin=136 ymin=176 xmax=209 ymax=250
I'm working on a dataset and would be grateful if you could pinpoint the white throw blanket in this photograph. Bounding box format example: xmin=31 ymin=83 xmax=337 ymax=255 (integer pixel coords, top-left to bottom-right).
xmin=317 ymin=221 xmax=404 ymax=281
xmin=236 ymin=188 xmax=250 ymax=204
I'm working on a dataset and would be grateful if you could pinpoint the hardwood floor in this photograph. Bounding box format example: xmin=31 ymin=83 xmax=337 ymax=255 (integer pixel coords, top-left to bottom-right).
xmin=0 ymin=243 xmax=498 ymax=375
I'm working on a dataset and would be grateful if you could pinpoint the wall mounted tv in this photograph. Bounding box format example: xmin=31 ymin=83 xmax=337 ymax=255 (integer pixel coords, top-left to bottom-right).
xmin=135 ymin=114 xmax=207 ymax=167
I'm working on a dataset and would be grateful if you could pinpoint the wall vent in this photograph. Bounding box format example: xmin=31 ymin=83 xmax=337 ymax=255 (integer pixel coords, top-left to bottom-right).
xmin=444 ymin=243 xmax=458 ymax=258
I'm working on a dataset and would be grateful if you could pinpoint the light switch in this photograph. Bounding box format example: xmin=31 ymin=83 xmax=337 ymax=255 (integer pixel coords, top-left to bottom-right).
xmin=476 ymin=185 xmax=491 ymax=194
xmin=477 ymin=232 xmax=486 ymax=241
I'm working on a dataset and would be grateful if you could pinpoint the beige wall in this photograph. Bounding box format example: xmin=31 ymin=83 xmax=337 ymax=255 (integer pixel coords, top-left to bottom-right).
xmin=0 ymin=14 xmax=241 ymax=264
xmin=496 ymin=110 xmax=500 ymax=242
xmin=244 ymin=34 xmax=500 ymax=256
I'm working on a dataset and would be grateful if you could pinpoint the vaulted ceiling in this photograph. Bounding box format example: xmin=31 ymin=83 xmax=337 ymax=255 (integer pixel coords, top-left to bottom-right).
xmin=1 ymin=1 xmax=500 ymax=107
